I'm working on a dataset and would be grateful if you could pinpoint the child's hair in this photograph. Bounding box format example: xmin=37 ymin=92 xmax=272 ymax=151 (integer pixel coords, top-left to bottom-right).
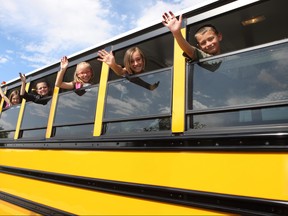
xmin=194 ymin=24 xmax=219 ymax=41
xmin=32 ymin=81 xmax=52 ymax=96
xmin=73 ymin=62 xmax=94 ymax=84
xmin=8 ymin=89 xmax=21 ymax=104
xmin=123 ymin=47 xmax=146 ymax=74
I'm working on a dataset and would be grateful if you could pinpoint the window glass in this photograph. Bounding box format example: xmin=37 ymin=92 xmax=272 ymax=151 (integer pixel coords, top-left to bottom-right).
xmin=190 ymin=106 xmax=288 ymax=129
xmin=54 ymin=85 xmax=98 ymax=125
xmin=54 ymin=124 xmax=94 ymax=138
xmin=0 ymin=105 xmax=21 ymax=131
xmin=105 ymin=117 xmax=171 ymax=135
xmin=21 ymin=129 xmax=46 ymax=139
xmin=189 ymin=42 xmax=288 ymax=110
xmin=104 ymin=68 xmax=172 ymax=120
xmin=21 ymin=98 xmax=52 ymax=130
xmin=0 ymin=131 xmax=15 ymax=139
xmin=262 ymin=106 xmax=288 ymax=122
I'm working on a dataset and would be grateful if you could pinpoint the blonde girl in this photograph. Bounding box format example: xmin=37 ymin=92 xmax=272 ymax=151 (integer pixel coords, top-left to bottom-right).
xmin=0 ymin=87 xmax=21 ymax=108
xmin=55 ymin=56 xmax=94 ymax=90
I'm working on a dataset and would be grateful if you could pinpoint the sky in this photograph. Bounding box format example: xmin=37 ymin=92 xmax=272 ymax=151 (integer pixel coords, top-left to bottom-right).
xmin=0 ymin=0 xmax=205 ymax=83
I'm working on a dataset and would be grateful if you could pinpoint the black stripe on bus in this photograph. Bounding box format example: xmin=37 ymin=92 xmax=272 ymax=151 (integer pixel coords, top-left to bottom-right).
xmin=0 ymin=191 xmax=76 ymax=216
xmin=1 ymin=165 xmax=287 ymax=216
xmin=1 ymin=132 xmax=288 ymax=151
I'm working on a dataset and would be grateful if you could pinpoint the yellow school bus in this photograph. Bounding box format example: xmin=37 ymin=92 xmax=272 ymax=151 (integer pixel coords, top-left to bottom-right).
xmin=1 ymin=0 xmax=288 ymax=215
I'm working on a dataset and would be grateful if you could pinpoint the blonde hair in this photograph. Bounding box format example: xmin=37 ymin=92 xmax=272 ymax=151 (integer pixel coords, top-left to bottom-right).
xmin=8 ymin=89 xmax=21 ymax=105
xmin=123 ymin=47 xmax=145 ymax=74
xmin=74 ymin=62 xmax=94 ymax=84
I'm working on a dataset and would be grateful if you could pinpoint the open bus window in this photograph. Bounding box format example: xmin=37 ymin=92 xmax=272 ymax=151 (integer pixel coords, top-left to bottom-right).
xmin=17 ymin=74 xmax=55 ymax=139
xmin=58 ymin=58 xmax=102 ymax=93
xmin=187 ymin=0 xmax=288 ymax=57
xmin=1 ymin=87 xmax=22 ymax=110
xmin=187 ymin=41 xmax=288 ymax=130
xmin=108 ymin=33 xmax=173 ymax=81
xmin=25 ymin=74 xmax=55 ymax=105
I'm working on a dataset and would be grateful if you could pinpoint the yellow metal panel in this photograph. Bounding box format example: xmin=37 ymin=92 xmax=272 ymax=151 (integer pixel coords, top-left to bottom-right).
xmin=14 ymin=82 xmax=30 ymax=140
xmin=172 ymin=27 xmax=186 ymax=133
xmin=0 ymin=88 xmax=6 ymax=114
xmin=0 ymin=149 xmax=287 ymax=201
xmin=93 ymin=63 xmax=109 ymax=136
xmin=46 ymin=87 xmax=59 ymax=138
xmin=0 ymin=173 xmax=224 ymax=215
xmin=0 ymin=98 xmax=3 ymax=114
xmin=0 ymin=200 xmax=40 ymax=216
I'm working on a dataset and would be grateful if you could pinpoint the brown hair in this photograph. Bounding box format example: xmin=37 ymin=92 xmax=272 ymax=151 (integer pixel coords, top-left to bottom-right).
xmin=123 ymin=47 xmax=145 ymax=74
xmin=31 ymin=81 xmax=52 ymax=96
xmin=194 ymin=24 xmax=219 ymax=43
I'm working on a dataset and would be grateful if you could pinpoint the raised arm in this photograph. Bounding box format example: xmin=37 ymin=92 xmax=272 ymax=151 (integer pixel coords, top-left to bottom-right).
xmin=55 ymin=56 xmax=74 ymax=90
xmin=97 ymin=50 xmax=126 ymax=76
xmin=0 ymin=86 xmax=10 ymax=105
xmin=19 ymin=73 xmax=26 ymax=96
xmin=162 ymin=11 xmax=197 ymax=60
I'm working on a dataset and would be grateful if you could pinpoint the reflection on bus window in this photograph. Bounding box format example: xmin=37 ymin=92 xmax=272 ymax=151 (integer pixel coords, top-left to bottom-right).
xmin=191 ymin=106 xmax=288 ymax=129
xmin=188 ymin=41 xmax=288 ymax=130
xmin=53 ymin=85 xmax=98 ymax=138
xmin=55 ymin=124 xmax=94 ymax=138
xmin=190 ymin=42 xmax=288 ymax=110
xmin=105 ymin=118 xmax=171 ymax=135
xmin=21 ymin=98 xmax=52 ymax=130
xmin=0 ymin=105 xmax=21 ymax=139
xmin=54 ymin=85 xmax=98 ymax=125
xmin=21 ymin=129 xmax=46 ymax=139
xmin=104 ymin=68 xmax=172 ymax=135
xmin=105 ymin=68 xmax=172 ymax=120
xmin=0 ymin=131 xmax=14 ymax=139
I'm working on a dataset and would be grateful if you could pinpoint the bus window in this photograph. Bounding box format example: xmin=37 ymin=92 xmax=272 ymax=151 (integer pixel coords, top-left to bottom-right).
xmin=19 ymin=74 xmax=55 ymax=139
xmin=53 ymin=84 xmax=98 ymax=138
xmin=104 ymin=68 xmax=172 ymax=135
xmin=187 ymin=0 xmax=288 ymax=56
xmin=187 ymin=40 xmax=288 ymax=130
xmin=55 ymin=124 xmax=94 ymax=138
xmin=0 ymin=105 xmax=21 ymax=139
xmin=191 ymin=106 xmax=288 ymax=130
xmin=21 ymin=128 xmax=47 ymax=139
xmin=1 ymin=87 xmax=22 ymax=110
xmin=20 ymin=98 xmax=52 ymax=139
xmin=58 ymin=58 xmax=101 ymax=93
xmin=108 ymin=33 xmax=174 ymax=81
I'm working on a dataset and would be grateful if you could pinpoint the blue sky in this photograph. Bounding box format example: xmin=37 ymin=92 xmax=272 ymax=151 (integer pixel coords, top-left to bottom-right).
xmin=0 ymin=0 xmax=204 ymax=83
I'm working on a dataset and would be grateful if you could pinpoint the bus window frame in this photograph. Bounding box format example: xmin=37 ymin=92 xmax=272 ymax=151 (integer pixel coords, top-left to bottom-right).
xmin=185 ymin=38 xmax=288 ymax=134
